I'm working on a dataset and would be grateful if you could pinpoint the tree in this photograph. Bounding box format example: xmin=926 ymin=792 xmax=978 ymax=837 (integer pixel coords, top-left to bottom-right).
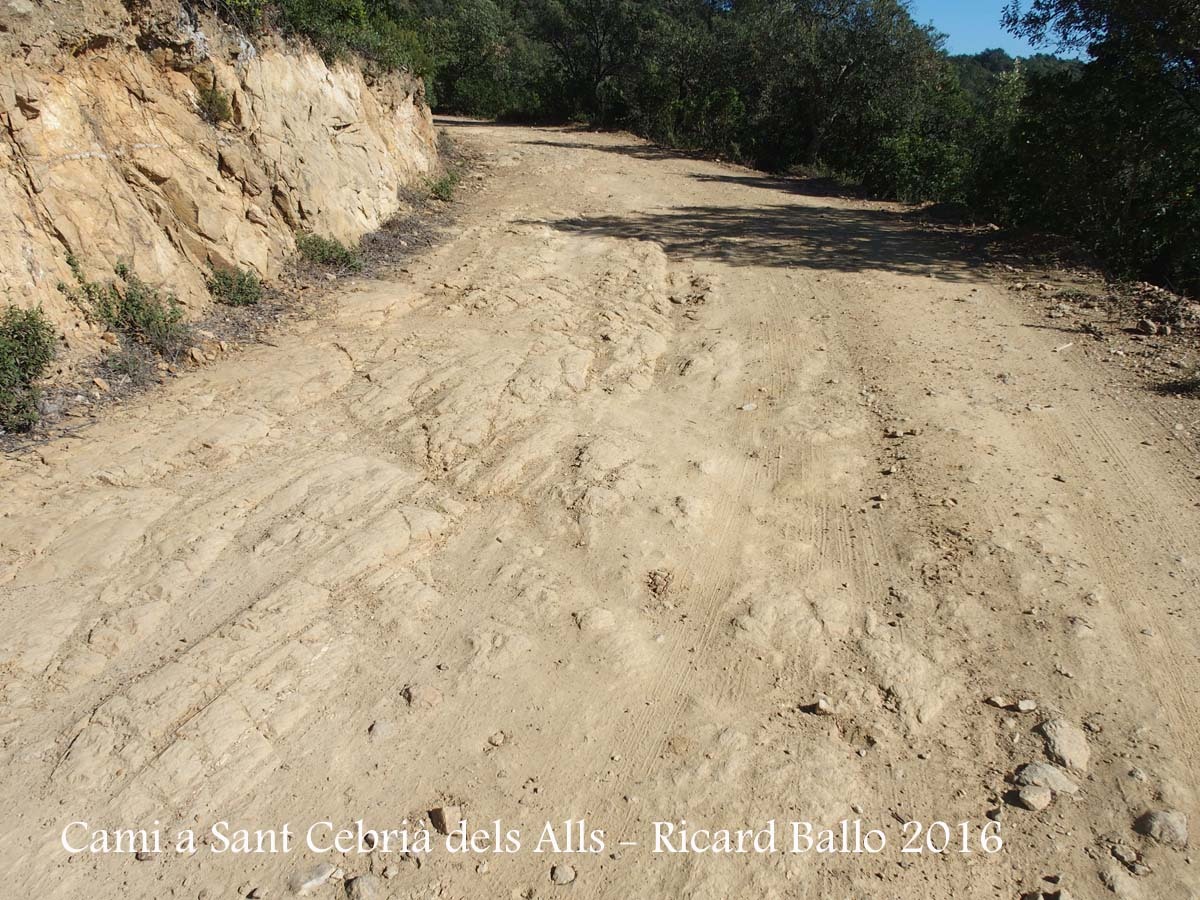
xmin=1002 ymin=0 xmax=1200 ymax=292
xmin=1004 ymin=0 xmax=1198 ymax=115
xmin=528 ymin=0 xmax=646 ymax=121
xmin=419 ymin=0 xmax=547 ymax=116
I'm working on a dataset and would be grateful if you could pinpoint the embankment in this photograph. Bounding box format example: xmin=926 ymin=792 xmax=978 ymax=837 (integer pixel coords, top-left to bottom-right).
xmin=0 ymin=0 xmax=437 ymax=373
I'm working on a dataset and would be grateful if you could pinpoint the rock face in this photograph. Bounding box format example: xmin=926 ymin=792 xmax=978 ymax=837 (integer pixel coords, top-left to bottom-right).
xmin=0 ymin=0 xmax=437 ymax=371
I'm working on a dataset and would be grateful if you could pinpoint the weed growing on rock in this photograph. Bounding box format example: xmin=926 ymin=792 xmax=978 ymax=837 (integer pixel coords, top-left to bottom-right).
xmin=198 ymin=84 xmax=233 ymax=124
xmin=102 ymin=347 xmax=153 ymax=384
xmin=220 ymin=0 xmax=269 ymax=29
xmin=0 ymin=305 xmax=56 ymax=433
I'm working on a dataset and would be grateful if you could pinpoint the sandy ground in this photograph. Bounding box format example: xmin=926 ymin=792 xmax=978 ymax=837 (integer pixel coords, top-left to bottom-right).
xmin=2 ymin=122 xmax=1198 ymax=900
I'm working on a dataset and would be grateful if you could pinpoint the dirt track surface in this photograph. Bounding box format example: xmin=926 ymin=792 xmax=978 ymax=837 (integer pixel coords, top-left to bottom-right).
xmin=2 ymin=123 xmax=1199 ymax=899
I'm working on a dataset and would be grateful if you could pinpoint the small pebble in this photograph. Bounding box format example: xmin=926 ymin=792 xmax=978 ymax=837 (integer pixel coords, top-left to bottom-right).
xmin=429 ymin=805 xmax=463 ymax=835
xmin=288 ymin=863 xmax=335 ymax=896
xmin=345 ymin=874 xmax=383 ymax=900
xmin=1014 ymin=785 xmax=1053 ymax=812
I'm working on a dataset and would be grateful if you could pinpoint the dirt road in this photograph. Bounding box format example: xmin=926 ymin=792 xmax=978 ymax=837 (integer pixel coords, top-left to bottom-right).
xmin=2 ymin=123 xmax=1198 ymax=899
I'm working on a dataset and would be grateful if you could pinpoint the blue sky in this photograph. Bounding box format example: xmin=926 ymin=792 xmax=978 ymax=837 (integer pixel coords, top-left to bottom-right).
xmin=907 ymin=1 xmax=1041 ymax=56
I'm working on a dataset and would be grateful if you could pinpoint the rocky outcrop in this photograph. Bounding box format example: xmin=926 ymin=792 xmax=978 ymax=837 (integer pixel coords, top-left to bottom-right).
xmin=0 ymin=0 xmax=437 ymax=368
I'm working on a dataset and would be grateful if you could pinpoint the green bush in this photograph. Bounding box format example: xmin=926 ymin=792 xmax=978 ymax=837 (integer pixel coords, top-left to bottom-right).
xmin=976 ymin=59 xmax=1200 ymax=293
xmin=198 ymin=84 xmax=233 ymax=124
xmin=274 ymin=0 xmax=434 ymax=75
xmin=221 ymin=0 xmax=269 ymax=26
xmin=423 ymin=0 xmax=550 ymax=118
xmin=212 ymin=0 xmax=435 ymax=73
xmin=295 ymin=233 xmax=363 ymax=271
xmin=208 ymin=267 xmax=263 ymax=306
xmin=0 ymin=305 xmax=56 ymax=433
xmin=62 ymin=259 xmax=189 ymax=358
xmin=427 ymin=172 xmax=460 ymax=202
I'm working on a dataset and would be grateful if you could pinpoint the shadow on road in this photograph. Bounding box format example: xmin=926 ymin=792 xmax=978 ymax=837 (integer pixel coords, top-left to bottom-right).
xmin=520 ymin=137 xmax=708 ymax=163
xmin=688 ymin=171 xmax=873 ymax=202
xmin=521 ymin=138 xmax=869 ymax=199
xmin=508 ymin=136 xmax=976 ymax=277
xmin=529 ymin=203 xmax=975 ymax=278
xmin=1152 ymin=377 xmax=1200 ymax=397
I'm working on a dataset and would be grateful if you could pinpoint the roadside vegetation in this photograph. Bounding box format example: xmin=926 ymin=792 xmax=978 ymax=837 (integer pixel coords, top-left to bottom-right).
xmin=208 ymin=267 xmax=263 ymax=306
xmin=218 ymin=0 xmax=1198 ymax=298
xmin=426 ymin=171 xmax=460 ymax=202
xmin=0 ymin=306 xmax=55 ymax=433
xmin=60 ymin=257 xmax=190 ymax=358
xmin=295 ymin=233 xmax=364 ymax=271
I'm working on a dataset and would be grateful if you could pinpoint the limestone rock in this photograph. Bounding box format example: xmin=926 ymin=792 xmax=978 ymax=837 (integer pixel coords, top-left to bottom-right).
xmin=1135 ymin=809 xmax=1188 ymax=848
xmin=289 ymin=863 xmax=335 ymax=895
xmin=1038 ymin=718 xmax=1090 ymax=772
xmin=344 ymin=875 xmax=383 ymax=900
xmin=429 ymin=805 xmax=462 ymax=835
xmin=1013 ymin=762 xmax=1080 ymax=795
xmin=1014 ymin=785 xmax=1053 ymax=811
xmin=402 ymin=683 xmax=442 ymax=709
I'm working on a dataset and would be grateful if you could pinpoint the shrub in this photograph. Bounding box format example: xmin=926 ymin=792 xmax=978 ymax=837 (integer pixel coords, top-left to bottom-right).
xmin=62 ymin=259 xmax=189 ymax=358
xmin=0 ymin=305 xmax=56 ymax=433
xmin=102 ymin=348 xmax=151 ymax=382
xmin=198 ymin=84 xmax=233 ymax=124
xmin=295 ymin=233 xmax=363 ymax=271
xmin=275 ymin=0 xmax=435 ymax=75
xmin=208 ymin=267 xmax=263 ymax=306
xmin=427 ymin=172 xmax=460 ymax=202
xmin=221 ymin=0 xmax=269 ymax=27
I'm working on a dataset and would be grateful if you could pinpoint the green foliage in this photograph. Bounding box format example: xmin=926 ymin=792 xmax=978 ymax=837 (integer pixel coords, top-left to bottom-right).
xmin=421 ymin=0 xmax=550 ymax=117
xmin=218 ymin=0 xmax=270 ymax=29
xmin=951 ymin=48 xmax=1079 ymax=105
xmin=0 ymin=305 xmax=55 ymax=384
xmin=272 ymin=0 xmax=434 ymax=74
xmin=295 ymin=233 xmax=364 ymax=270
xmin=426 ymin=171 xmax=460 ymax=201
xmin=208 ymin=267 xmax=263 ymax=306
xmin=62 ymin=259 xmax=189 ymax=358
xmin=997 ymin=0 xmax=1200 ymax=292
xmin=0 ymin=305 xmax=56 ymax=433
xmin=197 ymin=84 xmax=233 ymax=124
xmin=214 ymin=1 xmax=434 ymax=73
